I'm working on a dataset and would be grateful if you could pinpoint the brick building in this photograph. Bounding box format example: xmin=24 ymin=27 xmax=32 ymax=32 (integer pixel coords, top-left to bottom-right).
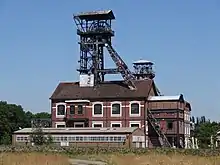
xmin=50 ymin=79 xmax=191 ymax=148
xmin=13 ymin=127 xmax=146 ymax=148
xmin=48 ymin=9 xmax=192 ymax=148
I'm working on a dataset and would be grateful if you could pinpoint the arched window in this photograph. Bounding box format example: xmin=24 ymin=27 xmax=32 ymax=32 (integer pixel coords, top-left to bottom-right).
xmin=111 ymin=103 xmax=121 ymax=115
xmin=94 ymin=104 xmax=102 ymax=115
xmin=130 ymin=102 xmax=140 ymax=115
xmin=92 ymin=102 xmax=103 ymax=117
xmin=57 ymin=105 xmax=65 ymax=116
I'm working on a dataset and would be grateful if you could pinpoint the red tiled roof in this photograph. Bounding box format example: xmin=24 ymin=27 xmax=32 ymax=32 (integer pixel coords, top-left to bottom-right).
xmin=50 ymin=80 xmax=154 ymax=100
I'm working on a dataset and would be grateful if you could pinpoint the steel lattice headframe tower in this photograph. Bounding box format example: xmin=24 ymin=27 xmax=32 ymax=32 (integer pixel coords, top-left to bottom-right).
xmin=73 ymin=10 xmax=136 ymax=90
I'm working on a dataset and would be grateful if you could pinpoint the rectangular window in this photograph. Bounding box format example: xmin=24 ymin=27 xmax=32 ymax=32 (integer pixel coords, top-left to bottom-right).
xmin=74 ymin=122 xmax=84 ymax=128
xmin=130 ymin=124 xmax=140 ymax=128
xmin=111 ymin=124 xmax=121 ymax=127
xmin=16 ymin=136 xmax=28 ymax=142
xmin=93 ymin=124 xmax=102 ymax=128
xmin=77 ymin=105 xmax=83 ymax=114
xmin=167 ymin=121 xmax=173 ymax=129
xmin=56 ymin=124 xmax=65 ymax=128
xmin=70 ymin=105 xmax=75 ymax=115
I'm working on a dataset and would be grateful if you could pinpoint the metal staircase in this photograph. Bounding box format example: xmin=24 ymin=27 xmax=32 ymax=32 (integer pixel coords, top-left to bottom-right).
xmin=147 ymin=109 xmax=171 ymax=147
xmin=103 ymin=41 xmax=137 ymax=90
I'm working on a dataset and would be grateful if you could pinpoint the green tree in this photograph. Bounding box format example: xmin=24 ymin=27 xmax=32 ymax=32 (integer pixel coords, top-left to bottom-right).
xmin=0 ymin=101 xmax=51 ymax=145
xmin=46 ymin=134 xmax=53 ymax=145
xmin=31 ymin=128 xmax=46 ymax=145
xmin=34 ymin=112 xmax=51 ymax=119
xmin=195 ymin=119 xmax=220 ymax=148
xmin=0 ymin=101 xmax=30 ymax=144
xmin=0 ymin=132 xmax=11 ymax=145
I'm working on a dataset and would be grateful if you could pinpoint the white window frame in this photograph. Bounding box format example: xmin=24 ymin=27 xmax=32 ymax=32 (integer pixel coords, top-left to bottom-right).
xmin=92 ymin=121 xmax=103 ymax=128
xmin=129 ymin=121 xmax=141 ymax=128
xmin=129 ymin=101 xmax=141 ymax=117
xmin=16 ymin=135 xmax=29 ymax=142
xmin=55 ymin=121 xmax=66 ymax=128
xmin=111 ymin=101 xmax=122 ymax=117
xmin=56 ymin=103 xmax=66 ymax=118
xmin=74 ymin=122 xmax=84 ymax=128
xmin=92 ymin=102 xmax=103 ymax=117
xmin=110 ymin=121 xmax=122 ymax=127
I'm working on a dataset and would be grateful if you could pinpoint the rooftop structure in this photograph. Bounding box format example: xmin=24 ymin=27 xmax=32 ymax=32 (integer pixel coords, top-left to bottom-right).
xmin=14 ymin=127 xmax=137 ymax=134
xmin=133 ymin=59 xmax=155 ymax=80
xmin=73 ymin=10 xmax=136 ymax=90
xmin=50 ymin=80 xmax=154 ymax=100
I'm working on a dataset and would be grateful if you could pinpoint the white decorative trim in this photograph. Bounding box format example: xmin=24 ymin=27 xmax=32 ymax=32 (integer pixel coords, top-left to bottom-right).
xmin=65 ymin=100 xmax=90 ymax=103
xmin=129 ymin=121 xmax=141 ymax=128
xmin=92 ymin=102 xmax=103 ymax=117
xmin=56 ymin=103 xmax=67 ymax=118
xmin=92 ymin=121 xmax=103 ymax=127
xmin=110 ymin=121 xmax=122 ymax=127
xmin=52 ymin=105 xmax=144 ymax=109
xmin=55 ymin=122 xmax=66 ymax=128
xmin=129 ymin=101 xmax=141 ymax=117
xmin=111 ymin=101 xmax=122 ymax=117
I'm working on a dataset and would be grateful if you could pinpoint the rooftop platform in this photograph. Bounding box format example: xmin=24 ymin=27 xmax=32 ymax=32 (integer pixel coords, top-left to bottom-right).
xmin=74 ymin=10 xmax=115 ymax=20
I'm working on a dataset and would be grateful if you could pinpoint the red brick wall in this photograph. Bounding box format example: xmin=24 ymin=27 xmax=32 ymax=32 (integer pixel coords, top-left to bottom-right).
xmin=51 ymin=100 xmax=147 ymax=128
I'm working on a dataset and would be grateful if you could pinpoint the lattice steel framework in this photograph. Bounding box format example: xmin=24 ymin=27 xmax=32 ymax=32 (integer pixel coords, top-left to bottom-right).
xmin=73 ymin=10 xmax=136 ymax=90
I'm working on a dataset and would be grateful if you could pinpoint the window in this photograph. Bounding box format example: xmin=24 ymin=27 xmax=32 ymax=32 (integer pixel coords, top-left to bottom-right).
xmin=93 ymin=124 xmax=102 ymax=128
xmin=77 ymin=105 xmax=83 ymax=114
xmin=56 ymin=125 xmax=65 ymax=128
xmin=57 ymin=104 xmax=66 ymax=116
xmin=92 ymin=121 xmax=103 ymax=128
xmin=111 ymin=103 xmax=121 ymax=116
xmin=167 ymin=121 xmax=173 ymax=129
xmin=130 ymin=124 xmax=140 ymax=128
xmin=130 ymin=102 xmax=140 ymax=116
xmin=74 ymin=122 xmax=84 ymax=128
xmin=111 ymin=124 xmax=121 ymax=127
xmin=16 ymin=136 xmax=29 ymax=142
xmin=52 ymin=135 xmax=126 ymax=142
xmin=70 ymin=105 xmax=75 ymax=115
xmin=93 ymin=103 xmax=103 ymax=116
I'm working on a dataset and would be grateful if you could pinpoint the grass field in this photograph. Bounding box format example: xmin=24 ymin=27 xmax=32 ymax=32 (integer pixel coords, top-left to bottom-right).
xmin=75 ymin=153 xmax=220 ymax=165
xmin=0 ymin=152 xmax=220 ymax=165
xmin=0 ymin=152 xmax=69 ymax=165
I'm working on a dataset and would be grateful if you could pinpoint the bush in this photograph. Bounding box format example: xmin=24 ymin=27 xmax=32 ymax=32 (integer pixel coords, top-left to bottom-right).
xmin=0 ymin=145 xmax=220 ymax=157
xmin=30 ymin=128 xmax=53 ymax=145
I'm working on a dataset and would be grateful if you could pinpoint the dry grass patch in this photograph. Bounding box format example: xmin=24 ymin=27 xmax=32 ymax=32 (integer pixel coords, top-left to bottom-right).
xmin=0 ymin=152 xmax=69 ymax=165
xmin=77 ymin=153 xmax=220 ymax=165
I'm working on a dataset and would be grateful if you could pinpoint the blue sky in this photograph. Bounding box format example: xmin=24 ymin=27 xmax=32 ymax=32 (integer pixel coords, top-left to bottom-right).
xmin=0 ymin=0 xmax=220 ymax=120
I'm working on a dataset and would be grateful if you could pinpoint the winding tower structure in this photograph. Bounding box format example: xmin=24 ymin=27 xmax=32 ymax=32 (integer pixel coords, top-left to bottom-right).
xmin=73 ymin=10 xmax=136 ymax=90
xmin=133 ymin=59 xmax=155 ymax=80
xmin=72 ymin=10 xmax=171 ymax=148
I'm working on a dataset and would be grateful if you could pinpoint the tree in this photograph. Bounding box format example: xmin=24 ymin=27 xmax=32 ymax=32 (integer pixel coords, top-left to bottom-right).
xmin=0 ymin=101 xmax=30 ymax=144
xmin=0 ymin=101 xmax=51 ymax=145
xmin=31 ymin=128 xmax=46 ymax=145
xmin=191 ymin=116 xmax=195 ymax=123
xmin=193 ymin=116 xmax=220 ymax=148
xmin=34 ymin=112 xmax=51 ymax=119
xmin=0 ymin=132 xmax=11 ymax=145
xmin=31 ymin=128 xmax=53 ymax=145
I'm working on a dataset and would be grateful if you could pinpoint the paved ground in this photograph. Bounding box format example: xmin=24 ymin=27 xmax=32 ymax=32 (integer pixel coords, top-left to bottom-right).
xmin=69 ymin=158 xmax=107 ymax=165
